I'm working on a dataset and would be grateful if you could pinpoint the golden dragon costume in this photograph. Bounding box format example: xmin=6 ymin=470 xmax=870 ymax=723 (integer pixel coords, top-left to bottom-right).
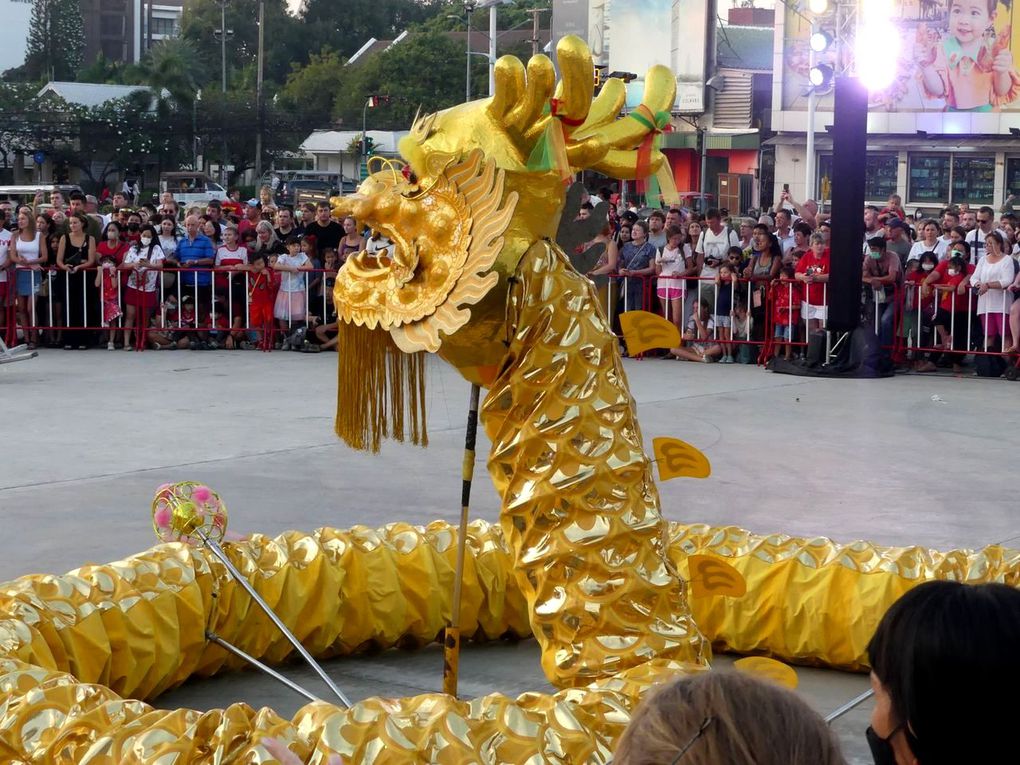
xmin=330 ymin=35 xmax=707 ymax=689
xmin=2 ymin=36 xmax=1019 ymax=764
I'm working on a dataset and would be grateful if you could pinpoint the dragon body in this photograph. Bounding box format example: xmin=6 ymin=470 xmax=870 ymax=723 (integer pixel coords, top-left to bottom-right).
xmin=331 ymin=36 xmax=708 ymax=686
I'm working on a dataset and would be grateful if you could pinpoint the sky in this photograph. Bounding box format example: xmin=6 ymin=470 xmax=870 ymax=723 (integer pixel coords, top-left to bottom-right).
xmin=0 ymin=0 xmax=32 ymax=73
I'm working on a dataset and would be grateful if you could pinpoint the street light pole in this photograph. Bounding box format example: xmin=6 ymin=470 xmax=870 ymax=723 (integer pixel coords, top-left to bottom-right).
xmin=217 ymin=0 xmax=229 ymax=187
xmin=805 ymin=23 xmax=818 ymax=206
xmin=254 ymin=0 xmax=264 ymax=184
xmin=488 ymin=4 xmax=497 ymax=96
xmin=466 ymin=3 xmax=474 ymax=101
xmin=361 ymin=97 xmax=371 ymax=180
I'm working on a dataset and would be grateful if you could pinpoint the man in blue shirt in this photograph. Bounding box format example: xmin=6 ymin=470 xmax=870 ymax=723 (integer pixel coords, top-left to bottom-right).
xmin=174 ymin=214 xmax=216 ymax=324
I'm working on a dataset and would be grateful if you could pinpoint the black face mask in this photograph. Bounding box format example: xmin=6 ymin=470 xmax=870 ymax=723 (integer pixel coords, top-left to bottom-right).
xmin=867 ymin=724 xmax=920 ymax=765
xmin=128 ymin=222 xmax=140 ymax=232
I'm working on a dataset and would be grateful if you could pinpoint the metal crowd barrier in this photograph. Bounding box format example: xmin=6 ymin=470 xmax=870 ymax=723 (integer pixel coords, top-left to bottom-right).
xmin=4 ymin=265 xmax=337 ymax=352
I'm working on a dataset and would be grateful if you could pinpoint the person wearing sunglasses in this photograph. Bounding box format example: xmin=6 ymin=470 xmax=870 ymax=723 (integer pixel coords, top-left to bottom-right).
xmin=613 ymin=671 xmax=845 ymax=764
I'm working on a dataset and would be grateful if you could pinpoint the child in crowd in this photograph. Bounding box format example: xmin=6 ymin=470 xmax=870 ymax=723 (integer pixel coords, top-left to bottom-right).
xmin=313 ymin=248 xmax=338 ymax=325
xmin=273 ymin=235 xmax=312 ymax=336
xmin=731 ymin=295 xmax=755 ymax=364
xmin=714 ymin=262 xmax=738 ymax=363
xmin=932 ymin=253 xmax=973 ymax=372
xmin=247 ymin=252 xmax=280 ymax=351
xmin=773 ymin=262 xmax=803 ymax=361
xmin=214 ymin=224 xmax=248 ymax=347
xmin=147 ymin=294 xmax=182 ymax=350
xmin=668 ymin=299 xmax=722 ymax=362
xmin=654 ymin=225 xmax=685 ymax=333
xmin=795 ymin=233 xmax=830 ymax=334
xmin=916 ymin=0 xmax=1020 ymax=112
xmin=95 ymin=254 xmax=121 ymax=350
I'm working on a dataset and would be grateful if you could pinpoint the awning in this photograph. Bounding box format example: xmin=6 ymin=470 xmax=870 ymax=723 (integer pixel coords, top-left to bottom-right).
xmin=763 ymin=133 xmax=1020 ymax=152
xmin=661 ymin=132 xmax=760 ymax=150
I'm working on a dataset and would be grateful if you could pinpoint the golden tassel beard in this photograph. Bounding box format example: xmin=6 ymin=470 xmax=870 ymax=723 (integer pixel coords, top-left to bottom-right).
xmin=335 ymin=321 xmax=429 ymax=453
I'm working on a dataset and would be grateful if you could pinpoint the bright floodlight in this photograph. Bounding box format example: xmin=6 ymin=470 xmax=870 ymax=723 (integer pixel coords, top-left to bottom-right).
xmin=810 ymin=30 xmax=833 ymax=52
xmin=808 ymin=0 xmax=829 ymax=13
xmin=857 ymin=24 xmax=900 ymax=89
xmin=809 ymin=64 xmax=834 ymax=89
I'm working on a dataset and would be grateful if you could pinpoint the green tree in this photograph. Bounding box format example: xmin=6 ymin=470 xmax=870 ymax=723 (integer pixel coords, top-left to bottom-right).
xmin=276 ymin=49 xmax=349 ymax=128
xmin=298 ymin=0 xmax=446 ymax=59
xmin=180 ymin=0 xmax=302 ymax=88
xmin=24 ymin=0 xmax=85 ymax=81
xmin=123 ymin=38 xmax=208 ymax=111
xmin=332 ymin=30 xmax=473 ymax=130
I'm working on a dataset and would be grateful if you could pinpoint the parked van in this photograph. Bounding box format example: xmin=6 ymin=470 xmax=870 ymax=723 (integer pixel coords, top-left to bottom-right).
xmin=159 ymin=172 xmax=229 ymax=207
xmin=0 ymin=184 xmax=84 ymax=209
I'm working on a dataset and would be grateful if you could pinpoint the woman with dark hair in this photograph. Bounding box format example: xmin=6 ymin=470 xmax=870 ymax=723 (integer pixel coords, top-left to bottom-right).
xmin=121 ymin=223 xmax=165 ymax=350
xmin=970 ymin=230 xmax=1015 ymax=352
xmin=867 ymin=580 xmax=1020 ymax=765
xmin=743 ymin=224 xmax=782 ymax=344
xmin=56 ymin=212 xmax=97 ymax=349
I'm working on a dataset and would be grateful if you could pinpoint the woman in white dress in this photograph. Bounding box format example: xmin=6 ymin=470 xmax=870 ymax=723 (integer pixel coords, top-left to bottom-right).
xmin=970 ymin=231 xmax=1016 ymax=351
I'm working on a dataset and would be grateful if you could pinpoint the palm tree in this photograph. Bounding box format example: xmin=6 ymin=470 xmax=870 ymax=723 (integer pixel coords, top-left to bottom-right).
xmin=126 ymin=38 xmax=208 ymax=114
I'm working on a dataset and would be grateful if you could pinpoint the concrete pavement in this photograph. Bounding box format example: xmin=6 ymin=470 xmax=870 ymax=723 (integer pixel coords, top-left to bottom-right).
xmin=2 ymin=349 xmax=1017 ymax=763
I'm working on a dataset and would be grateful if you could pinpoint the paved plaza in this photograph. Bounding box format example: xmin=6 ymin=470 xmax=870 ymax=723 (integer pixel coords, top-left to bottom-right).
xmin=2 ymin=350 xmax=1017 ymax=763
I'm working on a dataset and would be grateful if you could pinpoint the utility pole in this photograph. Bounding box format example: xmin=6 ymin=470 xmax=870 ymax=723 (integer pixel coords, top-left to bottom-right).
xmin=526 ymin=8 xmax=548 ymax=57
xmin=216 ymin=0 xmax=230 ymax=187
xmin=488 ymin=4 xmax=497 ymax=96
xmin=466 ymin=2 xmax=475 ymax=101
xmin=254 ymin=0 xmax=265 ymax=185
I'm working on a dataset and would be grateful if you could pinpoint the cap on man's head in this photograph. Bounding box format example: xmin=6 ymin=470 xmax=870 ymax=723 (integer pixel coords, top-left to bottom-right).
xmin=888 ymin=218 xmax=908 ymax=230
xmin=246 ymin=199 xmax=259 ymax=207
xmin=622 ymin=210 xmax=639 ymax=223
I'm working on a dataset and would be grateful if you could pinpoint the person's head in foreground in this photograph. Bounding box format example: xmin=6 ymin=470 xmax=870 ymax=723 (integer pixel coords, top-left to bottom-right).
xmin=866 ymin=580 xmax=1020 ymax=765
xmin=613 ymin=671 xmax=845 ymax=765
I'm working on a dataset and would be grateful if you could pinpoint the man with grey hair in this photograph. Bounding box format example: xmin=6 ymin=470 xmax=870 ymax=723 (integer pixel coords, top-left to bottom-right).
xmin=174 ymin=214 xmax=216 ymax=333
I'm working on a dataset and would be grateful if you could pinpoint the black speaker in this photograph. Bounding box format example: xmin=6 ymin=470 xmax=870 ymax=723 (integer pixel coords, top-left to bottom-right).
xmin=827 ymin=77 xmax=868 ymax=332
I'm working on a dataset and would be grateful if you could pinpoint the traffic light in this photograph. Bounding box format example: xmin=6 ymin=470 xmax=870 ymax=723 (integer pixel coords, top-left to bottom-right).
xmin=363 ymin=136 xmax=375 ymax=155
xmin=367 ymin=95 xmax=392 ymax=108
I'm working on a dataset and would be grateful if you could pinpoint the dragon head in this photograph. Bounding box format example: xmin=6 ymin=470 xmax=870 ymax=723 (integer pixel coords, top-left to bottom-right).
xmin=331 ymin=36 xmax=676 ymax=385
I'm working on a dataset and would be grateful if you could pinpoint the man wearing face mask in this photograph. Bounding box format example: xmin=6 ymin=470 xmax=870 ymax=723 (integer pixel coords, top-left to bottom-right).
xmin=862 ymin=236 xmax=901 ymax=353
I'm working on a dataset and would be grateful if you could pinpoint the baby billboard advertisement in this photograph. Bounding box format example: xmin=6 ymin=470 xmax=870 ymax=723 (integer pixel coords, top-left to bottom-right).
xmin=783 ymin=0 xmax=1020 ymax=112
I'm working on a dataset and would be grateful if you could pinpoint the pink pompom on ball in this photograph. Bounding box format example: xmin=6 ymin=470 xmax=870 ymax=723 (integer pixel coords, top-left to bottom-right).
xmin=154 ymin=506 xmax=171 ymax=529
xmin=191 ymin=485 xmax=212 ymax=503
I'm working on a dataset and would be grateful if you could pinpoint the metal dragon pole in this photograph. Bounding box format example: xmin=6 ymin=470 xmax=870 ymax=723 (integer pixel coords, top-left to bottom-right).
xmin=443 ymin=383 xmax=481 ymax=697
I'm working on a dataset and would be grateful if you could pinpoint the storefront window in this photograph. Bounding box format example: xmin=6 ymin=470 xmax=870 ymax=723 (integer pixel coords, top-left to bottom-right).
xmin=908 ymin=155 xmax=950 ymax=204
xmin=951 ymin=156 xmax=994 ymax=205
xmin=817 ymin=154 xmax=897 ymax=201
xmin=865 ymin=155 xmax=898 ymax=201
xmin=816 ymin=154 xmax=833 ymax=201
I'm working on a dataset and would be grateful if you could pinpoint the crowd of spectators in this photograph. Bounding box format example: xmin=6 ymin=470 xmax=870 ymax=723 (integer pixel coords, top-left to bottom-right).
xmin=582 ymin=186 xmax=1020 ymax=378
xmin=0 ymin=185 xmax=379 ymax=352
xmin=4 ymin=182 xmax=1020 ymax=377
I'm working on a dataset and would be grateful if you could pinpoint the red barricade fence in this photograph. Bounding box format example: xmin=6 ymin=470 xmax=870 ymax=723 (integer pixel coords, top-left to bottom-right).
xmin=2 ymin=265 xmax=336 ymax=352
xmin=4 ymin=263 xmax=1017 ymax=372
xmin=597 ymin=271 xmax=1018 ymax=370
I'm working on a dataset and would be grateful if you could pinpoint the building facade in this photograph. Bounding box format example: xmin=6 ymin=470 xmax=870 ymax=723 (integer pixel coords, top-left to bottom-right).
xmin=769 ymin=0 xmax=1020 ymax=214
xmin=80 ymin=0 xmax=183 ymax=65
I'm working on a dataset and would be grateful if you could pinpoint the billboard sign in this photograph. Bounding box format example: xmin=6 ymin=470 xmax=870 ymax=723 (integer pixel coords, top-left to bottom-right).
xmin=782 ymin=0 xmax=1020 ymax=112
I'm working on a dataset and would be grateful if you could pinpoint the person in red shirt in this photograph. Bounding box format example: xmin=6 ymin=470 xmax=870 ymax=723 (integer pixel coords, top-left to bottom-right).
xmin=795 ymin=232 xmax=830 ymax=333
xmin=922 ymin=243 xmax=975 ymax=372
xmin=214 ymin=224 xmax=248 ymax=345
xmin=903 ymin=253 xmax=940 ymax=370
xmin=246 ymin=251 xmax=279 ymax=351
xmin=773 ymin=262 xmax=804 ymax=360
